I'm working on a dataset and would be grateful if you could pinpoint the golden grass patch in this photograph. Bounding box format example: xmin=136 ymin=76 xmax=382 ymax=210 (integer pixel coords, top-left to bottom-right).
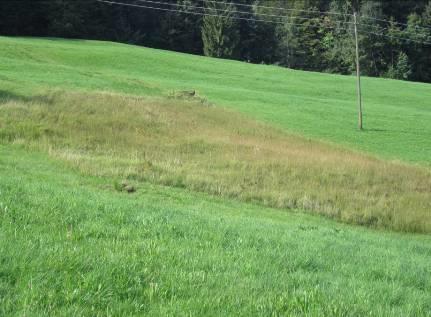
xmin=1 ymin=90 xmax=430 ymax=232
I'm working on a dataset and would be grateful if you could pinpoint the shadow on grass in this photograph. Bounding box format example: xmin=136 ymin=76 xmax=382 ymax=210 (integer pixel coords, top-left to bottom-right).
xmin=362 ymin=128 xmax=388 ymax=132
xmin=0 ymin=90 xmax=54 ymax=105
xmin=362 ymin=127 xmax=422 ymax=136
xmin=15 ymin=36 xmax=89 ymax=43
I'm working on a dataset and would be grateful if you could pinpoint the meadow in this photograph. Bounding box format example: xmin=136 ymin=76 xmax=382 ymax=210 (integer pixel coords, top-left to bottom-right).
xmin=1 ymin=90 xmax=430 ymax=233
xmin=1 ymin=36 xmax=431 ymax=315
xmin=1 ymin=36 xmax=431 ymax=164
xmin=1 ymin=146 xmax=431 ymax=316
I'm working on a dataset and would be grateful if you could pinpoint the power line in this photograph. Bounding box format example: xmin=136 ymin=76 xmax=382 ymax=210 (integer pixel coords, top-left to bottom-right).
xmin=360 ymin=15 xmax=431 ymax=32
xmin=358 ymin=28 xmax=431 ymax=45
xmin=207 ymin=0 xmax=431 ymax=31
xmin=193 ymin=0 xmax=431 ymax=32
xmin=123 ymin=0 xmax=431 ymax=34
xmin=97 ymin=0 xmax=282 ymax=24
xmin=132 ymin=0 xmax=355 ymax=25
xmin=200 ymin=0 xmax=431 ymax=32
xmin=97 ymin=0 xmax=431 ymax=46
xmin=97 ymin=0 xmax=431 ymax=133
xmin=359 ymin=23 xmax=431 ymax=45
xmin=96 ymin=0 xmax=354 ymax=31
xmin=134 ymin=0 xmax=305 ymax=21
xmin=97 ymin=0 xmax=279 ymax=24
xmin=196 ymin=0 xmax=354 ymax=18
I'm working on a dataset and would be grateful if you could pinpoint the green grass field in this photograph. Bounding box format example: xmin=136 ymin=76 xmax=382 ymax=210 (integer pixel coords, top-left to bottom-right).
xmin=1 ymin=146 xmax=431 ymax=316
xmin=1 ymin=36 xmax=431 ymax=164
xmin=1 ymin=37 xmax=431 ymax=315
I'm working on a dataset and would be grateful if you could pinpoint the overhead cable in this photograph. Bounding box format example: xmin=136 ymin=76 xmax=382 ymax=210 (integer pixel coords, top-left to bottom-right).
xmin=97 ymin=0 xmax=353 ymax=30
xmin=97 ymin=0 xmax=431 ymax=46
xmin=132 ymin=0 xmax=355 ymax=25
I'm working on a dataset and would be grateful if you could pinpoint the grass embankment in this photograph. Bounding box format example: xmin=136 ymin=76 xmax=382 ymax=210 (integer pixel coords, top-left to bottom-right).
xmin=1 ymin=91 xmax=430 ymax=233
xmin=1 ymin=37 xmax=431 ymax=164
xmin=1 ymin=146 xmax=431 ymax=316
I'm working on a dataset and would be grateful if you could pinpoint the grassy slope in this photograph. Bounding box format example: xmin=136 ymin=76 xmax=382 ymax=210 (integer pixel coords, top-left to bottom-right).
xmin=1 ymin=91 xmax=430 ymax=233
xmin=1 ymin=145 xmax=431 ymax=316
xmin=1 ymin=37 xmax=431 ymax=315
xmin=1 ymin=37 xmax=431 ymax=164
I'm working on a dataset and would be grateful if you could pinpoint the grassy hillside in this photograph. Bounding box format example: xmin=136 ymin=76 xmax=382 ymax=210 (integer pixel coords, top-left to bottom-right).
xmin=1 ymin=37 xmax=431 ymax=164
xmin=1 ymin=91 xmax=430 ymax=233
xmin=1 ymin=145 xmax=431 ymax=316
xmin=1 ymin=36 xmax=431 ymax=316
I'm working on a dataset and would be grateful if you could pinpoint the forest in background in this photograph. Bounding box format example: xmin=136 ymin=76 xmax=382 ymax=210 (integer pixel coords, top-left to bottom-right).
xmin=1 ymin=0 xmax=431 ymax=82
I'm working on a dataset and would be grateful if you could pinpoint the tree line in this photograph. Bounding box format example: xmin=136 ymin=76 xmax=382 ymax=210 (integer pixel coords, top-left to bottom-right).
xmin=1 ymin=0 xmax=430 ymax=82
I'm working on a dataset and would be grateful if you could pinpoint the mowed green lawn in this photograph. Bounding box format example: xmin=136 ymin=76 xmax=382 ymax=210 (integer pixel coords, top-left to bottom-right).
xmin=1 ymin=37 xmax=431 ymax=164
xmin=1 ymin=145 xmax=431 ymax=316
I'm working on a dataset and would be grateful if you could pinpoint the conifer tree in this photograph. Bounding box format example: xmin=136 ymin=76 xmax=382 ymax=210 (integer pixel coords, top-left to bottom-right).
xmin=201 ymin=0 xmax=240 ymax=58
xmin=322 ymin=0 xmax=355 ymax=74
xmin=276 ymin=2 xmax=324 ymax=70
xmin=387 ymin=52 xmax=412 ymax=80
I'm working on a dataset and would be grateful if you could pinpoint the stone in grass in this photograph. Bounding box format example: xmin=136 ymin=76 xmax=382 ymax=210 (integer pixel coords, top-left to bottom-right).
xmin=125 ymin=185 xmax=136 ymax=193
xmin=114 ymin=180 xmax=136 ymax=193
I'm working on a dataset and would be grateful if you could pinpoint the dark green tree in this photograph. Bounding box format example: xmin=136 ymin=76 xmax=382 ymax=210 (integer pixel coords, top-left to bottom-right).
xmin=322 ymin=0 xmax=355 ymax=74
xmin=276 ymin=2 xmax=325 ymax=70
xmin=1 ymin=0 xmax=431 ymax=83
xmin=201 ymin=0 xmax=240 ymax=58
xmin=49 ymin=0 xmax=85 ymax=37
xmin=387 ymin=51 xmax=412 ymax=80
xmin=158 ymin=0 xmax=203 ymax=54
xmin=356 ymin=1 xmax=387 ymax=77
xmin=239 ymin=1 xmax=278 ymax=64
xmin=384 ymin=18 xmax=403 ymax=70
xmin=403 ymin=9 xmax=431 ymax=82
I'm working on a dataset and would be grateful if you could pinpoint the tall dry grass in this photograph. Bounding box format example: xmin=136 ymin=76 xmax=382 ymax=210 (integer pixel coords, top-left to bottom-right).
xmin=1 ymin=90 xmax=430 ymax=232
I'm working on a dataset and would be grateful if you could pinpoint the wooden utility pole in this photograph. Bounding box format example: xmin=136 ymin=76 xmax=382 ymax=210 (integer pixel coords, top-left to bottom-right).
xmin=353 ymin=12 xmax=363 ymax=130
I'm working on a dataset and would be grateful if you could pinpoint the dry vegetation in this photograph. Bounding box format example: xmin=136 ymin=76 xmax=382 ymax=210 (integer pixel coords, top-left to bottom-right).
xmin=1 ymin=90 xmax=430 ymax=232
